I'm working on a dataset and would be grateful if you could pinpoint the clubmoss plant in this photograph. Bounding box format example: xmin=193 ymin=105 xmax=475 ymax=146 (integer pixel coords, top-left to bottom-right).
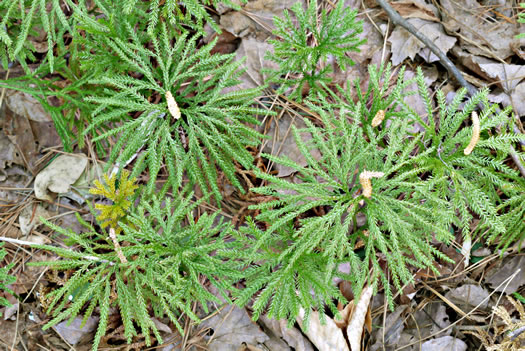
xmin=33 ymin=175 xmax=243 ymax=350
xmin=82 ymin=20 xmax=267 ymax=201
xmin=265 ymin=0 xmax=366 ymax=100
xmin=0 ymin=0 xmax=247 ymax=70
xmin=407 ymin=70 xmax=523 ymax=238
xmin=235 ymin=65 xmax=524 ymax=321
xmin=0 ymin=0 xmax=72 ymax=71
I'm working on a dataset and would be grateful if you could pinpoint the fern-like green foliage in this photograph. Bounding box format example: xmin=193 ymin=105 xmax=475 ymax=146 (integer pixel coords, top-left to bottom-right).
xmin=89 ymin=170 xmax=138 ymax=233
xmin=0 ymin=0 xmax=73 ymax=71
xmin=0 ymin=0 xmax=244 ymax=70
xmin=0 ymin=56 xmax=102 ymax=152
xmin=33 ymin=182 xmax=243 ymax=350
xmin=82 ymin=20 xmax=267 ymax=201
xmin=407 ymin=70 xmax=524 ymax=238
xmin=238 ymin=64 xmax=524 ymax=321
xmin=232 ymin=219 xmax=346 ymax=328
xmin=120 ymin=0 xmax=247 ymax=34
xmin=492 ymin=179 xmax=525 ymax=251
xmin=265 ymin=0 xmax=365 ymax=100
xmin=0 ymin=243 xmax=16 ymax=316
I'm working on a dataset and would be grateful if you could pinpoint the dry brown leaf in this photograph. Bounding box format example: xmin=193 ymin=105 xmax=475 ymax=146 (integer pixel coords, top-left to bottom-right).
xmin=260 ymin=113 xmax=321 ymax=177
xmin=444 ymin=284 xmax=491 ymax=311
xmin=334 ymin=302 xmax=354 ymax=329
xmin=260 ymin=315 xmax=314 ymax=351
xmin=18 ymin=204 xmax=51 ymax=236
xmin=5 ymin=90 xmax=52 ymax=123
xmin=54 ymin=316 xmax=99 ymax=345
xmin=510 ymin=82 xmax=525 ymax=117
xmin=440 ymin=0 xmax=522 ymax=59
xmin=388 ymin=18 xmax=456 ymax=66
xmin=219 ymin=0 xmax=296 ymax=38
xmin=370 ymin=305 xmax=408 ymax=350
xmin=2 ymin=106 xmax=38 ymax=173
xmin=485 ymin=255 xmax=525 ymax=294
xmin=389 ymin=0 xmax=439 ymax=22
xmin=478 ymin=63 xmax=525 ymax=91
xmin=200 ymin=304 xmax=269 ymax=351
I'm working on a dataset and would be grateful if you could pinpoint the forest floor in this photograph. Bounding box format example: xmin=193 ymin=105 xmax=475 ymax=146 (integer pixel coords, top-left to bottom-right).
xmin=0 ymin=0 xmax=525 ymax=350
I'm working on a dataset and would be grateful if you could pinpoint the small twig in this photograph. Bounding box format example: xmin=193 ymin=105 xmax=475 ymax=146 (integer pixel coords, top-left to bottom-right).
xmin=376 ymin=0 xmax=471 ymax=92
xmin=0 ymin=236 xmax=115 ymax=265
xmin=376 ymin=0 xmax=525 ymax=177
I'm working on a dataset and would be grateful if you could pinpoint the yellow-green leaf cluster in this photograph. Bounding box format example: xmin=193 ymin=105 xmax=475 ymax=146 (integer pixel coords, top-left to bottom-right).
xmin=89 ymin=170 xmax=138 ymax=233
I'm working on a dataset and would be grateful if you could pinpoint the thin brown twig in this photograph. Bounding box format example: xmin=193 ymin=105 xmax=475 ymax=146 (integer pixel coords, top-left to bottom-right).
xmin=376 ymin=0 xmax=525 ymax=177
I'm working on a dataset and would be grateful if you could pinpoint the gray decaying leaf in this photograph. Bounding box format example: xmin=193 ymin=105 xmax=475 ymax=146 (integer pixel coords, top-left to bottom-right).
xmin=421 ymin=336 xmax=467 ymax=351
xmin=370 ymin=305 xmax=407 ymax=351
xmin=200 ymin=304 xmax=269 ymax=351
xmin=388 ymin=18 xmax=456 ymax=66
xmin=440 ymin=0 xmax=523 ymax=59
xmin=260 ymin=113 xmax=321 ymax=178
xmin=444 ymin=284 xmax=490 ymax=311
xmin=260 ymin=315 xmax=314 ymax=351
xmin=54 ymin=316 xmax=99 ymax=345
xmin=485 ymin=255 xmax=525 ymax=294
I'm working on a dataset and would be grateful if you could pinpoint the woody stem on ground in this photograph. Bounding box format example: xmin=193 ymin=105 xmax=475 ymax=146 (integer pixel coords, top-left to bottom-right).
xmin=375 ymin=0 xmax=525 ymax=177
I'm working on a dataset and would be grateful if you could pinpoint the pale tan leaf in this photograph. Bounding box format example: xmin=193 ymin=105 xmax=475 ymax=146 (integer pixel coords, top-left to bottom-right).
xmin=347 ymin=286 xmax=373 ymax=351
xmin=296 ymin=309 xmax=349 ymax=351
xmin=34 ymin=154 xmax=88 ymax=201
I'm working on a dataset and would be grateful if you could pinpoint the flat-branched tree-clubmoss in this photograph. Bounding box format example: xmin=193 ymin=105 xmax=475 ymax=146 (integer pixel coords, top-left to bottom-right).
xmin=32 ymin=180 xmax=244 ymax=351
xmin=83 ymin=22 xmax=268 ymax=201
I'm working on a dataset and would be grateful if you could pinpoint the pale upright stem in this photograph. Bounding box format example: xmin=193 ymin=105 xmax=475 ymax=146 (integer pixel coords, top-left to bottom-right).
xmin=109 ymin=228 xmax=127 ymax=264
